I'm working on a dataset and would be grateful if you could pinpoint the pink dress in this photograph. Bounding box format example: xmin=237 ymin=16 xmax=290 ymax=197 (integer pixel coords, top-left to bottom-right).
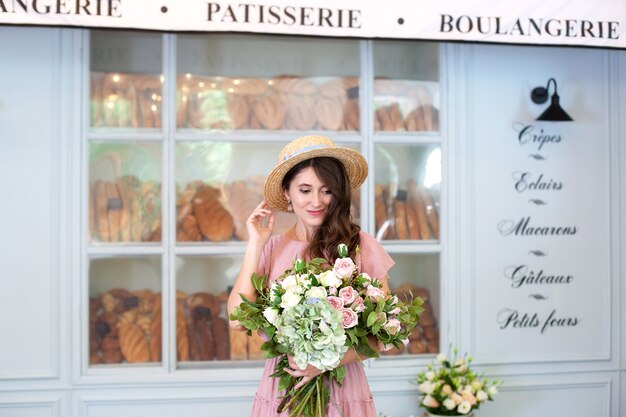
xmin=250 ymin=232 xmax=395 ymax=417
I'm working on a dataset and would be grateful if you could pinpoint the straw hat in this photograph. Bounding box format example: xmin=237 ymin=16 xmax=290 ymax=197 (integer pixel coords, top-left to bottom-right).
xmin=264 ymin=135 xmax=368 ymax=212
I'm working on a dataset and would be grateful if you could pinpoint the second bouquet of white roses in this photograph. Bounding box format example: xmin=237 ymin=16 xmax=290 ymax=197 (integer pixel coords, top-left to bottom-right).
xmin=230 ymin=244 xmax=425 ymax=417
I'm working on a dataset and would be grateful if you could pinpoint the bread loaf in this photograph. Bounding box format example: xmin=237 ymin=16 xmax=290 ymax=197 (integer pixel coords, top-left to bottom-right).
xmin=174 ymin=300 xmax=188 ymax=362
xmin=253 ymin=91 xmax=285 ymax=130
xmin=229 ymin=328 xmax=248 ymax=360
xmin=118 ymin=323 xmax=150 ymax=363
xmin=192 ymin=185 xmax=234 ymax=242
xmin=407 ymin=180 xmax=433 ymax=240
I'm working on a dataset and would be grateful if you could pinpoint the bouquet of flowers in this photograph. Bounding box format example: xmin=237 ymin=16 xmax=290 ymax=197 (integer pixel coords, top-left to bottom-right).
xmin=417 ymin=347 xmax=500 ymax=416
xmin=230 ymin=244 xmax=424 ymax=417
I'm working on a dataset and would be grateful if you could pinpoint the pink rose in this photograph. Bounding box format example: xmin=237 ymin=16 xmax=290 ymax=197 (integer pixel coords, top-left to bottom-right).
xmin=326 ymin=296 xmax=344 ymax=310
xmin=390 ymin=295 xmax=399 ymax=306
xmin=341 ymin=308 xmax=358 ymax=328
xmin=350 ymin=296 xmax=365 ymax=313
xmin=328 ymin=286 xmax=337 ymax=295
xmin=339 ymin=286 xmax=358 ymax=305
xmin=383 ymin=318 xmax=401 ymax=335
xmin=333 ymin=257 xmax=356 ymax=279
xmin=366 ymin=284 xmax=385 ymax=300
xmin=389 ymin=307 xmax=401 ymax=315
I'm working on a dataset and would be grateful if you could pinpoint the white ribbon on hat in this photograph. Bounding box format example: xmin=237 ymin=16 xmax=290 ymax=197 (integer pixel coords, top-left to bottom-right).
xmin=282 ymin=144 xmax=329 ymax=161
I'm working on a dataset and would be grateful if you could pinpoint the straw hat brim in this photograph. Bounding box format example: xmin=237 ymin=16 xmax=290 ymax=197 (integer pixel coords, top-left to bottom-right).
xmin=264 ymin=146 xmax=368 ymax=212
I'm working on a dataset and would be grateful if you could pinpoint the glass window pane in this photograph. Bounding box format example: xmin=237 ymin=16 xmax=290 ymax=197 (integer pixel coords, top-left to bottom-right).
xmin=374 ymin=144 xmax=441 ymax=241
xmin=89 ymin=142 xmax=162 ymax=244
xmin=383 ymin=253 xmax=440 ymax=356
xmin=89 ymin=256 xmax=162 ymax=366
xmin=175 ymin=255 xmax=257 ymax=364
xmin=373 ymin=41 xmax=439 ymax=132
xmin=90 ymin=30 xmax=163 ymax=130
xmin=176 ymin=34 xmax=360 ymax=132
xmin=175 ymin=142 xmax=361 ymax=243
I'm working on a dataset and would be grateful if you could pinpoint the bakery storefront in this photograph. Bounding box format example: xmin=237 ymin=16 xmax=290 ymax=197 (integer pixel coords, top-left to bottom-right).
xmin=1 ymin=1 xmax=625 ymax=416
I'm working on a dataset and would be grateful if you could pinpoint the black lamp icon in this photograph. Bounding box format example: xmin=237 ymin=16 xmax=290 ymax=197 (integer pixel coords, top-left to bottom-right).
xmin=530 ymin=78 xmax=573 ymax=121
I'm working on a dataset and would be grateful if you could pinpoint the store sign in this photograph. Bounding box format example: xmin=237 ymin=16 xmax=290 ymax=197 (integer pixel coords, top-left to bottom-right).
xmin=471 ymin=47 xmax=611 ymax=363
xmin=0 ymin=0 xmax=624 ymax=49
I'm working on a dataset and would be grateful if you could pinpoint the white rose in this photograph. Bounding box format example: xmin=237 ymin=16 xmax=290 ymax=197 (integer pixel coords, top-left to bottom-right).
xmin=425 ymin=371 xmax=435 ymax=381
xmin=476 ymin=390 xmax=488 ymax=402
xmin=487 ymin=386 xmax=498 ymax=396
xmin=457 ymin=401 xmax=472 ymax=414
xmin=422 ymin=395 xmax=440 ymax=408
xmin=319 ymin=270 xmax=342 ymax=288
xmin=281 ymin=274 xmax=298 ymax=290
xmin=296 ymin=273 xmax=311 ymax=287
xmin=417 ymin=381 xmax=435 ymax=395
xmin=262 ymin=307 xmax=279 ymax=325
xmin=305 ymin=286 xmax=327 ymax=300
xmin=280 ymin=289 xmax=302 ymax=308
xmin=443 ymin=398 xmax=456 ymax=410
xmin=436 ymin=353 xmax=447 ymax=363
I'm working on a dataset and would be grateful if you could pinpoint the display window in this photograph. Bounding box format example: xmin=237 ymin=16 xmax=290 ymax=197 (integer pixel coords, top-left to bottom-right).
xmin=373 ymin=41 xmax=440 ymax=133
xmin=373 ymin=144 xmax=441 ymax=242
xmin=90 ymin=30 xmax=163 ymax=131
xmin=88 ymin=256 xmax=162 ymax=366
xmin=176 ymin=34 xmax=361 ymax=132
xmin=84 ymin=30 xmax=443 ymax=370
xmin=88 ymin=141 xmax=163 ymax=244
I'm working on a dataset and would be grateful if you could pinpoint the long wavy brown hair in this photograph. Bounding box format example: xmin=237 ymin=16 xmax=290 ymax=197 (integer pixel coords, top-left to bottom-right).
xmin=282 ymin=157 xmax=361 ymax=261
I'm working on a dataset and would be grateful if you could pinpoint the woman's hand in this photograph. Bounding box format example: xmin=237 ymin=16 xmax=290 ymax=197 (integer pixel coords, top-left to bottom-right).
xmin=246 ymin=201 xmax=275 ymax=245
xmin=283 ymin=355 xmax=322 ymax=389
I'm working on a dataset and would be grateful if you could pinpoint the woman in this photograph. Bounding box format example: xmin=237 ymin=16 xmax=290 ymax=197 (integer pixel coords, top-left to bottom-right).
xmin=227 ymin=135 xmax=395 ymax=417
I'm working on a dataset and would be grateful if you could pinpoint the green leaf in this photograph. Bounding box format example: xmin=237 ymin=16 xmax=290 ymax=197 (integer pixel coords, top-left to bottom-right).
xmin=366 ymin=311 xmax=378 ymax=327
xmin=277 ymin=375 xmax=293 ymax=391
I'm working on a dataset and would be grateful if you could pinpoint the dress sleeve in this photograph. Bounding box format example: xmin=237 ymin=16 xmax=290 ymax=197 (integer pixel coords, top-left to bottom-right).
xmin=357 ymin=232 xmax=395 ymax=279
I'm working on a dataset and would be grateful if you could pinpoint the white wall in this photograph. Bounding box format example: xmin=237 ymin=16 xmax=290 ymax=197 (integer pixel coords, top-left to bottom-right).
xmin=0 ymin=26 xmax=75 ymax=398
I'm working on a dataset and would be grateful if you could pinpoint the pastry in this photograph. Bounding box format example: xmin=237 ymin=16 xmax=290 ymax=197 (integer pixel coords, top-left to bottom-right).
xmin=253 ymin=91 xmax=285 ymax=130
xmin=407 ymin=339 xmax=427 ymax=355
xmin=314 ymin=96 xmax=344 ymax=130
xmin=118 ymin=323 xmax=150 ymax=363
xmin=181 ymin=214 xmax=203 ymax=241
xmin=418 ymin=185 xmax=440 ymax=240
xmin=286 ymin=94 xmax=317 ymax=130
xmin=212 ymin=317 xmax=230 ymax=360
xmin=343 ymin=98 xmax=360 ymax=131
xmin=229 ymin=328 xmax=248 ymax=360
xmin=247 ymin=331 xmax=266 ymax=360
xmin=226 ymin=94 xmax=250 ymax=130
xmin=192 ymin=185 xmax=234 ymax=242
xmin=393 ymin=197 xmax=409 ymax=240
xmin=224 ymin=179 xmax=264 ymax=241
xmin=407 ymin=180 xmax=433 ymax=240
xmin=175 ymin=300 xmax=189 ymax=362
xmin=194 ymin=308 xmax=216 ymax=361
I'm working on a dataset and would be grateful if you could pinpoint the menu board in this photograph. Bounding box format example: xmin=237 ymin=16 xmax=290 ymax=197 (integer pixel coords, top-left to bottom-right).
xmin=471 ymin=47 xmax=611 ymax=362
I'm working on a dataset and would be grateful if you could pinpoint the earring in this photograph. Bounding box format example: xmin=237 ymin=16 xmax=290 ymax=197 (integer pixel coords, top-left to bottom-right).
xmin=287 ymin=200 xmax=293 ymax=212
